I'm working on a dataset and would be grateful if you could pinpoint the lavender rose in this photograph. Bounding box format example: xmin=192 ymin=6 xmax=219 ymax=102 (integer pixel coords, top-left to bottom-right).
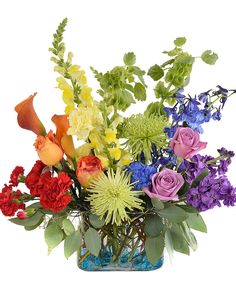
xmin=143 ymin=168 xmax=184 ymax=201
xmin=170 ymin=127 xmax=207 ymax=159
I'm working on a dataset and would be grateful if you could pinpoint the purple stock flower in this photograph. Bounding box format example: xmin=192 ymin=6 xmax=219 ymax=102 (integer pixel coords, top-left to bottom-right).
xmin=186 ymin=174 xmax=236 ymax=211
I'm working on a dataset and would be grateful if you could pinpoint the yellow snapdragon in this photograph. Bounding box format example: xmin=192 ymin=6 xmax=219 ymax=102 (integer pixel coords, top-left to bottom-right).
xmin=104 ymin=128 xmax=117 ymax=144
xmin=56 ymin=77 xmax=75 ymax=114
xmin=108 ymin=147 xmax=122 ymax=161
xmin=67 ymin=65 xmax=87 ymax=85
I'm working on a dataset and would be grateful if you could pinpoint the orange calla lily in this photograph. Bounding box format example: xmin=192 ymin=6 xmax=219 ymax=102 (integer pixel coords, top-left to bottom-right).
xmin=51 ymin=114 xmax=75 ymax=159
xmin=15 ymin=93 xmax=46 ymax=136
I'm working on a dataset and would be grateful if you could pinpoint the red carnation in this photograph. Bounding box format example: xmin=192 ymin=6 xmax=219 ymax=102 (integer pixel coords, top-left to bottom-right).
xmin=17 ymin=210 xmax=27 ymax=220
xmin=10 ymin=166 xmax=25 ymax=187
xmin=40 ymin=172 xmax=73 ymax=212
xmin=25 ymin=160 xmax=50 ymax=196
xmin=0 ymin=185 xmax=25 ymax=217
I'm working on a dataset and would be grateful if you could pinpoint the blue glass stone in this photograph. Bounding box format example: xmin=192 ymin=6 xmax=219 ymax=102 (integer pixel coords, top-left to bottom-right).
xmin=78 ymin=248 xmax=164 ymax=271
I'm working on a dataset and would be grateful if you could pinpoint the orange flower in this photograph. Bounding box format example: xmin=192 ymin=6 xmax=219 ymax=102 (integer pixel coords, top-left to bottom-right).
xmin=51 ymin=114 xmax=75 ymax=159
xmin=34 ymin=130 xmax=63 ymax=166
xmin=76 ymin=156 xmax=103 ymax=188
xmin=15 ymin=93 xmax=46 ymax=136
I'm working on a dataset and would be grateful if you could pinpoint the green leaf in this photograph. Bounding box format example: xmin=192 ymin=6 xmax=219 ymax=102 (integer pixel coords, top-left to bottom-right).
xmin=144 ymin=214 xmax=164 ymax=237
xmin=62 ymin=219 xmax=75 ymax=236
xmin=170 ymin=224 xmax=190 ymax=255
xmin=9 ymin=211 xmax=44 ymax=227
xmin=84 ymin=228 xmax=101 ymax=256
xmin=178 ymin=182 xmax=190 ymax=197
xmin=44 ymin=223 xmax=64 ymax=252
xmin=123 ymin=52 xmax=136 ymax=66
xmin=145 ymin=235 xmax=164 ymax=264
xmin=154 ymin=81 xmax=168 ymax=99
xmin=174 ymin=37 xmax=187 ymax=47
xmin=133 ymin=82 xmax=146 ymax=101
xmin=64 ymin=230 xmax=82 ymax=259
xmin=165 ymin=229 xmax=174 ymax=262
xmin=191 ymin=169 xmax=209 ymax=188
xmin=151 ymin=198 xmax=164 ymax=210
xmin=180 ymin=222 xmax=197 ymax=251
xmin=186 ymin=213 xmax=207 ymax=233
xmin=147 ymin=65 xmax=164 ymax=81
xmin=89 ymin=214 xmax=105 ymax=229
xmin=158 ymin=205 xmax=188 ymax=223
xmin=178 ymin=205 xmax=198 ymax=214
xmin=24 ymin=217 xmax=44 ymax=231
xmin=201 ymin=50 xmax=218 ymax=65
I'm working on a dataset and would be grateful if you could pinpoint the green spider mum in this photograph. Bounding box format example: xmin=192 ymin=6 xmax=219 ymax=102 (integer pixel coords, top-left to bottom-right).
xmin=87 ymin=169 xmax=144 ymax=226
xmin=121 ymin=114 xmax=168 ymax=162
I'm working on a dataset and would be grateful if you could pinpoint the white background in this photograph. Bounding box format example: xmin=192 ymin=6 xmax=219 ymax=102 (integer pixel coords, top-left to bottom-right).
xmin=0 ymin=0 xmax=236 ymax=282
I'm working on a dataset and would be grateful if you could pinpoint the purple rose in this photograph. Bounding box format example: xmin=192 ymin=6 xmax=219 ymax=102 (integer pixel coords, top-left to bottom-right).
xmin=143 ymin=168 xmax=184 ymax=201
xmin=170 ymin=127 xmax=207 ymax=159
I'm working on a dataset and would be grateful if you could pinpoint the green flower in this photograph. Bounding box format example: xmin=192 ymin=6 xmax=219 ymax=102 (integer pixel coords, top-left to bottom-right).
xmin=120 ymin=114 xmax=168 ymax=162
xmin=87 ymin=169 xmax=143 ymax=226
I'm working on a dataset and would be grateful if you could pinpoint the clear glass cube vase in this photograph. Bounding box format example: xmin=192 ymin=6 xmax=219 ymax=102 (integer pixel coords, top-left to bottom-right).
xmin=77 ymin=213 xmax=164 ymax=271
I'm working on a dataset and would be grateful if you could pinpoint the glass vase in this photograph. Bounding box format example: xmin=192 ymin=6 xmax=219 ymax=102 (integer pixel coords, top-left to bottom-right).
xmin=77 ymin=213 xmax=164 ymax=271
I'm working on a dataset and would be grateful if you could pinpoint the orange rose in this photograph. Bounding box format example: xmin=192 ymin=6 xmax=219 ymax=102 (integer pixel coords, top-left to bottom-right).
xmin=76 ymin=156 xmax=103 ymax=188
xmin=34 ymin=130 xmax=63 ymax=166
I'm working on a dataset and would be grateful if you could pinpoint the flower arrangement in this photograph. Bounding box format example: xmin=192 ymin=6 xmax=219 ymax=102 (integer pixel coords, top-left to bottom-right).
xmin=1 ymin=18 xmax=236 ymax=271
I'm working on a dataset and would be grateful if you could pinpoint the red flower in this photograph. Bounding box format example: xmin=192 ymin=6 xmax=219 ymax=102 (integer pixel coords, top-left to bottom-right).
xmin=17 ymin=210 xmax=27 ymax=220
xmin=0 ymin=185 xmax=25 ymax=217
xmin=25 ymin=160 xmax=50 ymax=196
xmin=10 ymin=166 xmax=24 ymax=186
xmin=76 ymin=156 xmax=103 ymax=187
xmin=40 ymin=172 xmax=73 ymax=212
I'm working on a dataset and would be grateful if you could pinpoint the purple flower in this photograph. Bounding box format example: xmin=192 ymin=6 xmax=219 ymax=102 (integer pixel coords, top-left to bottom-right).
xmin=186 ymin=174 xmax=236 ymax=211
xmin=143 ymin=168 xmax=184 ymax=201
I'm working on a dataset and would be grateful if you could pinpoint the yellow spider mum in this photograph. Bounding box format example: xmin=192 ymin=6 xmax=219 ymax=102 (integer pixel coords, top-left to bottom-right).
xmin=87 ymin=169 xmax=144 ymax=226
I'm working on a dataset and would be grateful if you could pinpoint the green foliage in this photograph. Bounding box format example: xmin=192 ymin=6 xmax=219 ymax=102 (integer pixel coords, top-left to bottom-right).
xmin=62 ymin=219 xmax=75 ymax=236
xmin=146 ymin=37 xmax=218 ymax=115
xmin=170 ymin=223 xmax=190 ymax=255
xmin=151 ymin=198 xmax=164 ymax=210
xmin=123 ymin=52 xmax=136 ymax=66
xmin=44 ymin=223 xmax=64 ymax=253
xmin=191 ymin=169 xmax=209 ymax=188
xmin=10 ymin=211 xmax=44 ymax=227
xmin=144 ymin=214 xmax=164 ymax=237
xmin=178 ymin=181 xmax=190 ymax=197
xmin=165 ymin=229 xmax=174 ymax=261
xmin=157 ymin=205 xmax=188 ymax=223
xmin=186 ymin=213 xmax=207 ymax=233
xmin=89 ymin=214 xmax=105 ymax=229
xmin=91 ymin=55 xmax=146 ymax=112
xmin=174 ymin=37 xmax=187 ymax=47
xmin=84 ymin=228 xmax=101 ymax=256
xmin=134 ymin=82 xmax=146 ymax=101
xmin=121 ymin=114 xmax=168 ymax=162
xmin=147 ymin=65 xmax=164 ymax=81
xmin=145 ymin=235 xmax=164 ymax=264
xmin=201 ymin=50 xmax=218 ymax=65
xmin=180 ymin=222 xmax=197 ymax=251
xmin=64 ymin=230 xmax=82 ymax=259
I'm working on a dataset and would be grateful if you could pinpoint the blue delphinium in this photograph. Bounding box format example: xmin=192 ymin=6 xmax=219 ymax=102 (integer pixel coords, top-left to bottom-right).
xmin=163 ymin=86 xmax=236 ymax=133
xmin=125 ymin=162 xmax=157 ymax=190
